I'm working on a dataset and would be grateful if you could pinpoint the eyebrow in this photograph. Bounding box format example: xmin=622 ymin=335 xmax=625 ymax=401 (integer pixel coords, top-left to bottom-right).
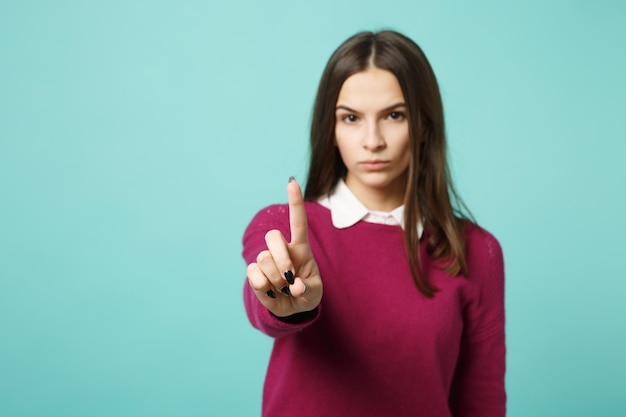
xmin=335 ymin=102 xmax=407 ymax=113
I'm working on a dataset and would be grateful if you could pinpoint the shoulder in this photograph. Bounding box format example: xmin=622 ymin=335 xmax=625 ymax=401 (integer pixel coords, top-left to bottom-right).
xmin=243 ymin=201 xmax=330 ymax=238
xmin=241 ymin=204 xmax=290 ymax=264
xmin=247 ymin=203 xmax=290 ymax=227
xmin=463 ymin=222 xmax=505 ymax=280
xmin=460 ymin=223 xmax=506 ymax=344
xmin=465 ymin=222 xmax=503 ymax=259
xmin=243 ymin=204 xmax=290 ymax=240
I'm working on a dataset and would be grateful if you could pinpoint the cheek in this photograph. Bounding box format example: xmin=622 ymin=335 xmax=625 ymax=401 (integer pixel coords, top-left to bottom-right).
xmin=335 ymin=143 xmax=353 ymax=166
xmin=335 ymin=141 xmax=359 ymax=169
xmin=401 ymin=151 xmax=411 ymax=170
xmin=334 ymin=123 xmax=352 ymax=141
xmin=388 ymin=129 xmax=411 ymax=154
xmin=397 ymin=135 xmax=412 ymax=169
xmin=334 ymin=128 xmax=356 ymax=151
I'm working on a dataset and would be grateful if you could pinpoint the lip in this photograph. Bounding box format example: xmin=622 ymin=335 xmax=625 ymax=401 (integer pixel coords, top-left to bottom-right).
xmin=359 ymin=160 xmax=390 ymax=171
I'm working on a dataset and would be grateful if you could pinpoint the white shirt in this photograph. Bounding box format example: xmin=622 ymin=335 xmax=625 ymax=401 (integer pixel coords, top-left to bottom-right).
xmin=317 ymin=179 xmax=424 ymax=238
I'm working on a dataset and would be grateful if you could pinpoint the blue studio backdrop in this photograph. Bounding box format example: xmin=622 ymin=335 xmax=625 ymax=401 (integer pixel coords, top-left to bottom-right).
xmin=1 ymin=1 xmax=625 ymax=416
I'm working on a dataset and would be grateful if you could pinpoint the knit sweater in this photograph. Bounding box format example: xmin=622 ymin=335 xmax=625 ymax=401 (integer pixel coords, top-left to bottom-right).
xmin=242 ymin=202 xmax=506 ymax=417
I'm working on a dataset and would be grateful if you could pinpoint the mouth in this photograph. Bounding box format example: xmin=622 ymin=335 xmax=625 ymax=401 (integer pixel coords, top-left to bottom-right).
xmin=359 ymin=160 xmax=390 ymax=171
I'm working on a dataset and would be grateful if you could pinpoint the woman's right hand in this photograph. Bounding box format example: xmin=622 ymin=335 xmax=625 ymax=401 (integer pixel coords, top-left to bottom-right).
xmin=246 ymin=179 xmax=323 ymax=317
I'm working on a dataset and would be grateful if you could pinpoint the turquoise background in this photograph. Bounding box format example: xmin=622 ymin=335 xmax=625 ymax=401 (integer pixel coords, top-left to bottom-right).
xmin=1 ymin=1 xmax=624 ymax=416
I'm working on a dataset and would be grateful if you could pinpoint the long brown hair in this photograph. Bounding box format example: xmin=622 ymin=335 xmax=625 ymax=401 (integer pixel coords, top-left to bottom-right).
xmin=304 ymin=30 xmax=471 ymax=298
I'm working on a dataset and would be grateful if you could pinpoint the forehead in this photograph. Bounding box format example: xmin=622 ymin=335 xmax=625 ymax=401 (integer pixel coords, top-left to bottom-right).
xmin=336 ymin=67 xmax=405 ymax=108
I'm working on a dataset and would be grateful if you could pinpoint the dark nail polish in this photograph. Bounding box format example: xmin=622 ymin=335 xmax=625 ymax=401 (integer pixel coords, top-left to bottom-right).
xmin=284 ymin=270 xmax=295 ymax=285
xmin=288 ymin=176 xmax=295 ymax=183
xmin=266 ymin=289 xmax=276 ymax=299
xmin=280 ymin=286 xmax=291 ymax=296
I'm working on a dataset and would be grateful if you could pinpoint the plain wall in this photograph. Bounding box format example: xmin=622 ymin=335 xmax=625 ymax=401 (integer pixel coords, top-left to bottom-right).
xmin=1 ymin=1 xmax=625 ymax=416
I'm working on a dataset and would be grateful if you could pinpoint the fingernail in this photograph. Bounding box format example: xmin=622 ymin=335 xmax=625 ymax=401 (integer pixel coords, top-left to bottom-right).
xmin=280 ymin=286 xmax=291 ymax=296
xmin=284 ymin=270 xmax=295 ymax=285
xmin=301 ymin=282 xmax=307 ymax=295
xmin=266 ymin=289 xmax=276 ymax=299
xmin=288 ymin=176 xmax=295 ymax=183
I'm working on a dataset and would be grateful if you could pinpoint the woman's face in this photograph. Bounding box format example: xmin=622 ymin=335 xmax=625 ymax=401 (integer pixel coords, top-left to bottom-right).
xmin=334 ymin=67 xmax=411 ymax=211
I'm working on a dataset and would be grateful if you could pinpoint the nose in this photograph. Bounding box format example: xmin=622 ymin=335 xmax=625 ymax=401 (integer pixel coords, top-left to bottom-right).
xmin=362 ymin=121 xmax=386 ymax=151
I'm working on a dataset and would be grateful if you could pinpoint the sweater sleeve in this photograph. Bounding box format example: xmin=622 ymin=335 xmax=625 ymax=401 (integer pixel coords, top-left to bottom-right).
xmin=241 ymin=204 xmax=320 ymax=338
xmin=448 ymin=229 xmax=507 ymax=417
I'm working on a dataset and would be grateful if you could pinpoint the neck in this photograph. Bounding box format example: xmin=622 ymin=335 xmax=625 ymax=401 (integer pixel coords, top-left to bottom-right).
xmin=344 ymin=177 xmax=405 ymax=212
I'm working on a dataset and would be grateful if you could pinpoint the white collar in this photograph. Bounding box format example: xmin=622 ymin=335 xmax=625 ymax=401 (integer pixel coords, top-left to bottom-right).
xmin=317 ymin=179 xmax=423 ymax=237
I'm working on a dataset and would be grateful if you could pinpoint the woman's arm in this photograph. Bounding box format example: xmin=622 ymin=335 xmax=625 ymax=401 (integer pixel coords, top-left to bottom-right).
xmin=241 ymin=180 xmax=323 ymax=338
xmin=449 ymin=229 xmax=507 ymax=416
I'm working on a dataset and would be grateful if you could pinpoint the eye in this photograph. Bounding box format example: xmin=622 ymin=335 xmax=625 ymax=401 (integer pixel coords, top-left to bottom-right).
xmin=341 ymin=114 xmax=358 ymax=123
xmin=387 ymin=111 xmax=405 ymax=120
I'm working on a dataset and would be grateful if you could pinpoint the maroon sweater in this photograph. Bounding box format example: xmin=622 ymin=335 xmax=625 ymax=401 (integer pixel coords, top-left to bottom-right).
xmin=242 ymin=202 xmax=506 ymax=417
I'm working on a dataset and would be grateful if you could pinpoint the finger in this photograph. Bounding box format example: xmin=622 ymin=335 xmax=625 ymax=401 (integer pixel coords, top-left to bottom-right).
xmin=256 ymin=248 xmax=290 ymax=292
xmin=246 ymin=262 xmax=277 ymax=299
xmin=289 ymin=277 xmax=307 ymax=298
xmin=287 ymin=177 xmax=309 ymax=245
xmin=264 ymin=230 xmax=295 ymax=285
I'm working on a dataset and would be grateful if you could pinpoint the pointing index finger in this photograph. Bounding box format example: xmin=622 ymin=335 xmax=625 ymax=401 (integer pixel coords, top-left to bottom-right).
xmin=287 ymin=177 xmax=308 ymax=245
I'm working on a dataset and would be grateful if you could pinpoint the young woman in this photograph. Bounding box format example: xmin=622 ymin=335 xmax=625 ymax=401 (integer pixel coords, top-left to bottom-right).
xmin=242 ymin=30 xmax=506 ymax=417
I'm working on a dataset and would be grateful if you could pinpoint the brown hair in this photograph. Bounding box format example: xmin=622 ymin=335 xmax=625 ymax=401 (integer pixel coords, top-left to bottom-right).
xmin=304 ymin=30 xmax=471 ymax=297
